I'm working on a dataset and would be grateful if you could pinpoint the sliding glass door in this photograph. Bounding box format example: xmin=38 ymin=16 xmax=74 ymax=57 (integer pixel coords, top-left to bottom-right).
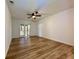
xmin=20 ymin=24 xmax=30 ymax=37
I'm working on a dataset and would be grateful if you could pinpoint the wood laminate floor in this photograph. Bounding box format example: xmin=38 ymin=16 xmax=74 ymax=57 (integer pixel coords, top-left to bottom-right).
xmin=6 ymin=36 xmax=74 ymax=59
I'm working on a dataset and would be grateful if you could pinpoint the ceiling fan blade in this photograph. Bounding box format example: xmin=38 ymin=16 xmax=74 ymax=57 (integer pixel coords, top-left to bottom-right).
xmin=27 ymin=14 xmax=32 ymax=15
xmin=36 ymin=15 xmax=41 ymax=17
xmin=27 ymin=16 xmax=32 ymax=18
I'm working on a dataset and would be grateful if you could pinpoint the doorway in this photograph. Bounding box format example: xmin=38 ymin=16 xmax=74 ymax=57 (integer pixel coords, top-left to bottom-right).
xmin=20 ymin=24 xmax=31 ymax=38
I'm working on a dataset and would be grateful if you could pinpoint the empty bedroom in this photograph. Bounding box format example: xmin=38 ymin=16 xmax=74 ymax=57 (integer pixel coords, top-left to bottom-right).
xmin=5 ymin=0 xmax=74 ymax=59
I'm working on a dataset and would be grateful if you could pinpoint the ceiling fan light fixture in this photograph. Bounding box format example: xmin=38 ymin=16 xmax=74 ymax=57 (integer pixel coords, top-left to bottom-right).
xmin=32 ymin=16 xmax=36 ymax=19
xmin=32 ymin=19 xmax=37 ymax=22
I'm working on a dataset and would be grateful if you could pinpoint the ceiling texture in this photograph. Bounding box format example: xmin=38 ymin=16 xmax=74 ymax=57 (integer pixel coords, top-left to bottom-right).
xmin=7 ymin=0 xmax=74 ymax=20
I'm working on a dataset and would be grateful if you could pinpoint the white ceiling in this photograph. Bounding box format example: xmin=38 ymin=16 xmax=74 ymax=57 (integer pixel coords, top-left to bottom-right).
xmin=7 ymin=0 xmax=74 ymax=20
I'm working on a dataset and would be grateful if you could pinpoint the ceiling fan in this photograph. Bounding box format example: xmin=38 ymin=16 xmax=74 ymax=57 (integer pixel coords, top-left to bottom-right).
xmin=27 ymin=11 xmax=42 ymax=20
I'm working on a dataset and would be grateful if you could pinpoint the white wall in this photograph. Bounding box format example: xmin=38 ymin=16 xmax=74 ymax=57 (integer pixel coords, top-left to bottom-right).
xmin=5 ymin=4 xmax=12 ymax=55
xmin=38 ymin=8 xmax=74 ymax=46
xmin=12 ymin=19 xmax=38 ymax=38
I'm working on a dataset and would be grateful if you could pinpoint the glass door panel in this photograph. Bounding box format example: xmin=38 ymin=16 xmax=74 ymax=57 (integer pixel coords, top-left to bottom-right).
xmin=27 ymin=25 xmax=31 ymax=36
xmin=25 ymin=25 xmax=28 ymax=36
xmin=20 ymin=24 xmax=24 ymax=37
